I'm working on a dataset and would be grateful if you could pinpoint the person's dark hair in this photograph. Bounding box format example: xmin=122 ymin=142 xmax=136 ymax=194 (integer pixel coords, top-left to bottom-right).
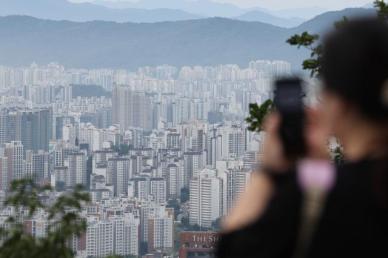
xmin=322 ymin=18 xmax=388 ymax=208
xmin=321 ymin=18 xmax=388 ymax=122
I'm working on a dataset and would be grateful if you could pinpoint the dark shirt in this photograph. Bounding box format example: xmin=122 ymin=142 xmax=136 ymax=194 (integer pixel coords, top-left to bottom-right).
xmin=216 ymin=158 xmax=388 ymax=258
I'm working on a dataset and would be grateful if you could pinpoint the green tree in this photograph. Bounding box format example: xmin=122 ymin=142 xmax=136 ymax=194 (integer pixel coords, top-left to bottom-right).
xmin=246 ymin=1 xmax=388 ymax=148
xmin=166 ymin=199 xmax=181 ymax=219
xmin=287 ymin=1 xmax=387 ymax=76
xmin=112 ymin=144 xmax=130 ymax=156
xmin=180 ymin=187 xmax=190 ymax=203
xmin=0 ymin=179 xmax=90 ymax=258
xmin=375 ymin=0 xmax=388 ymax=20
xmin=286 ymin=32 xmax=321 ymax=77
xmin=286 ymin=15 xmax=349 ymax=78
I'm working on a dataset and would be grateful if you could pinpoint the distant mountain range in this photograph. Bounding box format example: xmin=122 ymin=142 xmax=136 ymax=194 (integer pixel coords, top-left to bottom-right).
xmin=0 ymin=0 xmax=313 ymax=26
xmin=1 ymin=0 xmax=375 ymax=27
xmin=0 ymin=8 xmax=375 ymax=70
xmin=91 ymin=0 xmax=248 ymax=17
xmin=235 ymin=10 xmax=304 ymax=28
xmin=0 ymin=0 xmax=202 ymax=23
xmin=89 ymin=0 xmax=327 ymax=19
xmin=3 ymin=0 xmax=372 ymax=27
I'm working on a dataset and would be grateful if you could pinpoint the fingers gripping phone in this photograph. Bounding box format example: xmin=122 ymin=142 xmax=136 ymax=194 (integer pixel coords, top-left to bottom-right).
xmin=273 ymin=78 xmax=307 ymax=160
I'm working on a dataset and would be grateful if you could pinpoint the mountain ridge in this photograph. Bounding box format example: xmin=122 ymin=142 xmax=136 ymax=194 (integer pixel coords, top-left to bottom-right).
xmin=0 ymin=0 xmax=308 ymax=26
xmin=235 ymin=10 xmax=304 ymax=28
xmin=0 ymin=8 xmax=376 ymax=70
xmin=0 ymin=0 xmax=202 ymax=23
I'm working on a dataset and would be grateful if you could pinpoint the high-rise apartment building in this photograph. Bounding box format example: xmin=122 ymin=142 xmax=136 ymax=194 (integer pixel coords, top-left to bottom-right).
xmin=86 ymin=220 xmax=113 ymax=257
xmin=148 ymin=215 xmax=174 ymax=253
xmin=52 ymin=166 xmax=69 ymax=190
xmin=166 ymin=163 xmax=184 ymax=199
xmin=26 ymin=150 xmax=49 ymax=184
xmin=129 ymin=177 xmax=149 ymax=201
xmin=112 ymin=86 xmax=152 ymax=131
xmin=18 ymin=108 xmax=53 ymax=152
xmin=0 ymin=108 xmax=53 ymax=152
xmin=0 ymin=110 xmax=17 ymax=145
xmin=183 ymin=151 xmax=204 ymax=186
xmin=149 ymin=178 xmax=167 ymax=204
xmin=0 ymin=157 xmax=8 ymax=191
xmin=67 ymin=152 xmax=87 ymax=188
xmin=86 ymin=216 xmax=139 ymax=257
xmin=189 ymin=169 xmax=223 ymax=228
xmin=107 ymin=157 xmax=130 ymax=197
xmin=3 ymin=141 xmax=25 ymax=182
xmin=221 ymin=168 xmax=252 ymax=214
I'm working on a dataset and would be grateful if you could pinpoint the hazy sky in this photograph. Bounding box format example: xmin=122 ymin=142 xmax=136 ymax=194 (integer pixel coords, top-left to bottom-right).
xmin=214 ymin=0 xmax=371 ymax=9
xmin=75 ymin=0 xmax=373 ymax=10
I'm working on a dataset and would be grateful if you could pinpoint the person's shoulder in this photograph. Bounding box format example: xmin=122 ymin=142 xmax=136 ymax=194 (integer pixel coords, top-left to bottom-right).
xmin=335 ymin=158 xmax=376 ymax=176
xmin=332 ymin=158 xmax=382 ymax=193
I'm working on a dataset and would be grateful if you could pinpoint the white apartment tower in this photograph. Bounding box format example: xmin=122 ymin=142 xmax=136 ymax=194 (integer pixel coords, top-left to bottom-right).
xmin=86 ymin=220 xmax=114 ymax=257
xmin=221 ymin=168 xmax=252 ymax=215
xmin=149 ymin=178 xmax=167 ymax=204
xmin=183 ymin=151 xmax=204 ymax=186
xmin=3 ymin=141 xmax=24 ymax=182
xmin=86 ymin=216 xmax=139 ymax=257
xmin=147 ymin=206 xmax=174 ymax=253
xmin=0 ymin=157 xmax=8 ymax=191
xmin=166 ymin=163 xmax=184 ymax=199
xmin=189 ymin=169 xmax=223 ymax=228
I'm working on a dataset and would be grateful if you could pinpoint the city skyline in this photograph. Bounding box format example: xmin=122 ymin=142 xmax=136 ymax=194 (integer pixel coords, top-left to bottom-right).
xmin=0 ymin=59 xmax=293 ymax=257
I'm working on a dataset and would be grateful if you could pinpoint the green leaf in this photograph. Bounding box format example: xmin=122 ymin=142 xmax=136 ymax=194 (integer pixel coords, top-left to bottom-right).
xmin=245 ymin=99 xmax=273 ymax=133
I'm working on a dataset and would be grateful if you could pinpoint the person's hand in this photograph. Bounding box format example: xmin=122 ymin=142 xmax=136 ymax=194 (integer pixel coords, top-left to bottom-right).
xmin=222 ymin=171 xmax=274 ymax=233
xmin=222 ymin=109 xmax=330 ymax=233
xmin=261 ymin=112 xmax=292 ymax=172
xmin=261 ymin=109 xmax=330 ymax=171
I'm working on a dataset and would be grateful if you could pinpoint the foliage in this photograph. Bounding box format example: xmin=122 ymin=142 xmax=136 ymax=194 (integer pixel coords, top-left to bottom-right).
xmin=333 ymin=146 xmax=345 ymax=165
xmin=112 ymin=144 xmax=130 ymax=156
xmin=181 ymin=216 xmax=189 ymax=227
xmin=0 ymin=179 xmax=90 ymax=258
xmin=245 ymin=99 xmax=273 ymax=133
xmin=283 ymin=2 xmax=388 ymax=164
xmin=180 ymin=217 xmax=202 ymax=231
xmin=180 ymin=187 xmax=190 ymax=203
xmin=211 ymin=218 xmax=222 ymax=231
xmin=166 ymin=199 xmax=181 ymax=219
xmin=287 ymin=1 xmax=387 ymax=76
xmin=286 ymin=32 xmax=321 ymax=77
xmin=375 ymin=0 xmax=388 ymax=20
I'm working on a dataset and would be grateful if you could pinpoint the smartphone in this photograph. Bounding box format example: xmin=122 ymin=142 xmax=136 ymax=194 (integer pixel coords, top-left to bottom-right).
xmin=273 ymin=77 xmax=306 ymax=160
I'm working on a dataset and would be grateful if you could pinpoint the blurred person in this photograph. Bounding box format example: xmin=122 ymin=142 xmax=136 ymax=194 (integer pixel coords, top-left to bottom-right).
xmin=216 ymin=18 xmax=388 ymax=258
